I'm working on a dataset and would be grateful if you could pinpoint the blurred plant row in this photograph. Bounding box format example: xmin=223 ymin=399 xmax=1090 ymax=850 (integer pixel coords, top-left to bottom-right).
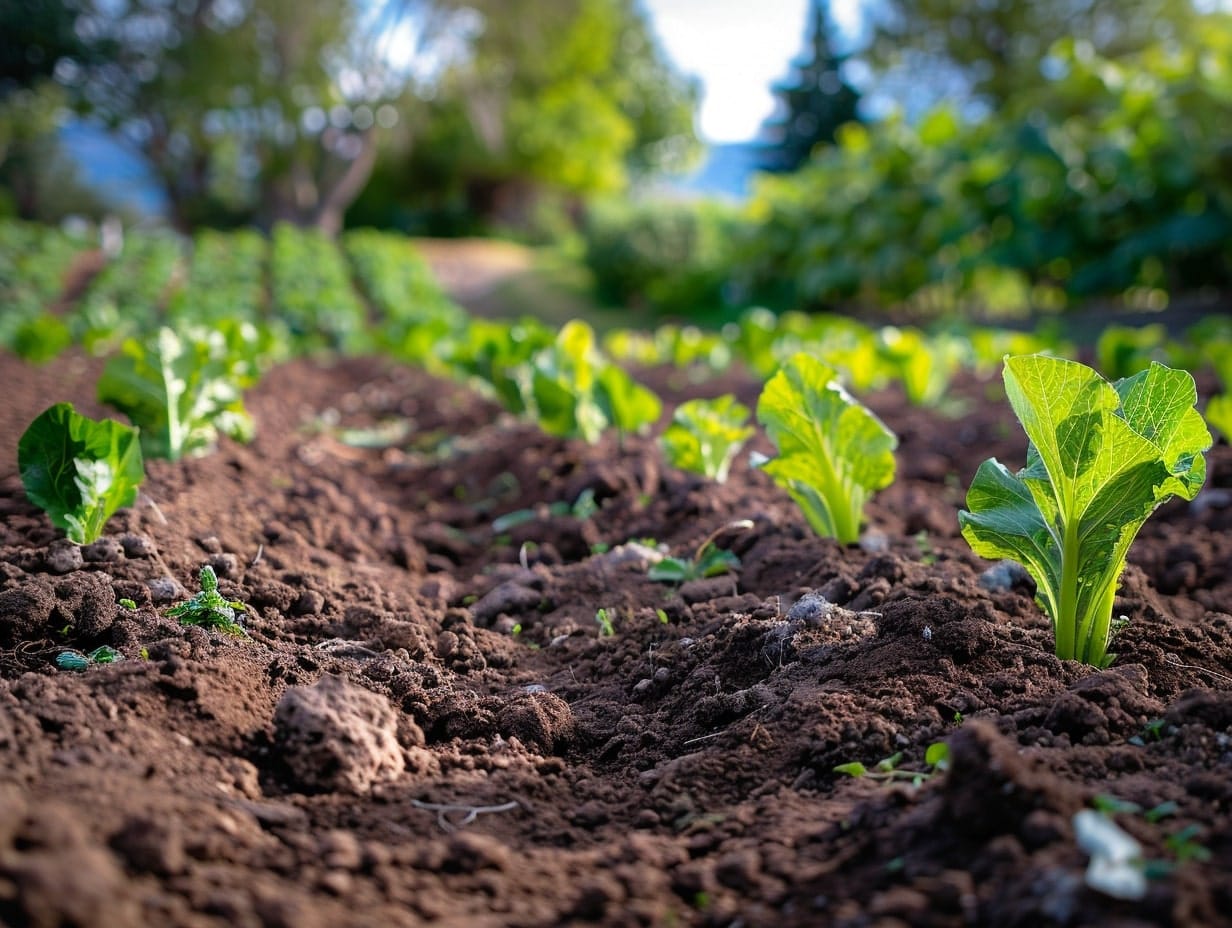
xmin=5 ymin=221 xmax=1232 ymax=445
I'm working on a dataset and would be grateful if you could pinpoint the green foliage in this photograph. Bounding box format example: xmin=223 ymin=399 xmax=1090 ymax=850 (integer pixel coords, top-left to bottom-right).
xmin=0 ymin=220 xmax=86 ymax=358
xmin=359 ymin=0 xmax=699 ymax=232
xmin=270 ymin=224 xmax=370 ymax=354
xmin=660 ymin=396 xmax=754 ymax=483
xmin=169 ymin=229 xmax=271 ymax=328
xmin=1206 ymin=394 xmax=1232 ymax=442
xmin=757 ymin=354 xmax=898 ymax=544
xmin=877 ymin=326 xmax=966 ymax=407
xmin=97 ymin=325 xmax=258 ymax=461
xmin=834 ymin=741 xmax=950 ymax=785
xmin=582 ymin=198 xmax=743 ymax=315
xmin=343 ymin=230 xmax=469 ymax=365
xmin=647 ymin=545 xmax=740 ymax=584
xmin=56 ymin=646 xmax=122 ymax=671
xmin=1096 ymin=324 xmax=1171 ymax=380
xmin=70 ymin=231 xmax=184 ymax=356
xmin=529 ymin=320 xmax=661 ymax=443
xmin=742 ymin=20 xmax=1232 ymax=313
xmin=960 ymin=355 xmax=1211 ymax=666
xmin=594 ymin=608 xmax=616 ymax=637
xmin=18 ymin=403 xmax=145 ymax=545
xmin=167 ymin=565 xmax=248 ymax=637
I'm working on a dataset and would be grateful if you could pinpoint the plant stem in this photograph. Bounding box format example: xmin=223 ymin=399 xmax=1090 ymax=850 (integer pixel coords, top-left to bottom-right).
xmin=1056 ymin=518 xmax=1080 ymax=661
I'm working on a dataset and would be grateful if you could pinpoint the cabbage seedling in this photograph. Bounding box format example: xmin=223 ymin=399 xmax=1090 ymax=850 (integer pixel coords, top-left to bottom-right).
xmin=648 ymin=520 xmax=752 ymax=583
xmin=756 ymin=354 xmax=897 ymax=544
xmin=167 ymin=565 xmax=249 ymax=637
xmin=660 ymin=395 xmax=754 ymax=483
xmin=960 ymin=356 xmax=1211 ymax=666
xmin=18 ymin=403 xmax=145 ymax=545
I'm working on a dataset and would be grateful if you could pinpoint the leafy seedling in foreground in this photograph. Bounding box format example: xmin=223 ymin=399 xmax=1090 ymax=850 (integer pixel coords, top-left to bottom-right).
xmin=167 ymin=565 xmax=249 ymax=636
xmin=661 ymin=395 xmax=755 ymax=484
xmin=648 ymin=520 xmax=753 ymax=583
xmin=18 ymin=403 xmax=145 ymax=545
xmin=960 ymin=356 xmax=1210 ymax=667
xmin=757 ymin=353 xmax=897 ymax=544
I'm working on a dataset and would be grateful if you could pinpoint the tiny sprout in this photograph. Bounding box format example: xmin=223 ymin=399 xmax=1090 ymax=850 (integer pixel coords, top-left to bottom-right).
xmin=56 ymin=645 xmax=122 ymax=671
xmin=595 ymin=608 xmax=615 ymax=637
xmin=166 ymin=565 xmax=249 ymax=637
xmin=119 ymin=598 xmax=137 ymax=610
xmin=656 ymin=608 xmax=670 ymax=625
xmin=648 ymin=520 xmax=752 ymax=584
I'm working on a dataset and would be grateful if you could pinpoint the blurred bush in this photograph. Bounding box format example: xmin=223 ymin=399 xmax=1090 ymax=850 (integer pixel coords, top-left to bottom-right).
xmin=739 ymin=19 xmax=1232 ymax=316
xmin=582 ymin=198 xmax=746 ymax=317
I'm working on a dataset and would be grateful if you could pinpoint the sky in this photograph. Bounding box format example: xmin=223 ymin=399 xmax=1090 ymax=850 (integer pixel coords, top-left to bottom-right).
xmin=642 ymin=0 xmax=865 ymax=143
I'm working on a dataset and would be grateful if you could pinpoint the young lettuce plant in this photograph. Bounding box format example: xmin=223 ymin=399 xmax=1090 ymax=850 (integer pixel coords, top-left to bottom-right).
xmin=959 ymin=355 xmax=1211 ymax=666
xmin=756 ymin=353 xmax=898 ymax=544
xmin=97 ymin=323 xmax=258 ymax=460
xmin=531 ymin=321 xmax=660 ymax=444
xmin=660 ymin=395 xmax=755 ymax=483
xmin=18 ymin=403 xmax=145 ymax=545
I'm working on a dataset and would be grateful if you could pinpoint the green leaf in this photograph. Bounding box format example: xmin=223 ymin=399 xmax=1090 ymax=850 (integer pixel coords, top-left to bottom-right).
xmin=924 ymin=741 xmax=951 ymax=770
xmin=18 ymin=403 xmax=145 ymax=545
xmin=97 ymin=324 xmax=256 ymax=461
xmin=1205 ymin=394 xmax=1232 ymax=442
xmin=647 ymin=557 xmax=692 ymax=583
xmin=757 ymin=353 xmax=897 ymax=543
xmin=596 ymin=364 xmax=662 ymax=436
xmin=833 ymin=762 xmax=867 ymax=777
xmin=530 ymin=321 xmax=606 ymax=443
xmin=960 ymin=356 xmax=1211 ymax=666
xmin=660 ymin=395 xmax=755 ymax=483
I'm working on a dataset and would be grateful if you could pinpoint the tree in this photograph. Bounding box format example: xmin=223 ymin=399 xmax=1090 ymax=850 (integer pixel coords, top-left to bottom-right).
xmin=27 ymin=0 xmax=424 ymax=232
xmin=350 ymin=0 xmax=700 ymax=231
xmin=760 ymin=0 xmax=861 ymax=173
xmin=867 ymin=0 xmax=1202 ymax=108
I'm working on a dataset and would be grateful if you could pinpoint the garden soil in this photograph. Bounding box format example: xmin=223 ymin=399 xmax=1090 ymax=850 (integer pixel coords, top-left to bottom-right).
xmin=1 ymin=348 xmax=1230 ymax=928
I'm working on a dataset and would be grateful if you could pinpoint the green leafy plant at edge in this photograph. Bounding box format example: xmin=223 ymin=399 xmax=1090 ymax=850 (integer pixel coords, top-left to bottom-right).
xmin=834 ymin=741 xmax=950 ymax=786
xmin=661 ymin=395 xmax=755 ymax=483
xmin=97 ymin=324 xmax=258 ymax=461
xmin=167 ymin=565 xmax=249 ymax=637
xmin=757 ymin=353 xmax=897 ymax=544
xmin=56 ymin=645 xmax=122 ymax=671
xmin=18 ymin=403 xmax=145 ymax=545
xmin=959 ymin=355 xmax=1210 ymax=667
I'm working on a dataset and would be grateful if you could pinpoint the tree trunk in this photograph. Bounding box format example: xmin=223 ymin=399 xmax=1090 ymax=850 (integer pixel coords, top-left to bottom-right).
xmin=313 ymin=131 xmax=378 ymax=237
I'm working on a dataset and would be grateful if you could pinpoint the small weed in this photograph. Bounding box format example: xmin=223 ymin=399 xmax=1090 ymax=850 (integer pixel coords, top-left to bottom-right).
xmin=595 ymin=608 xmax=615 ymax=637
xmin=834 ymin=741 xmax=950 ymax=787
xmin=648 ymin=520 xmax=752 ymax=584
xmin=914 ymin=531 xmax=938 ymax=565
xmin=166 ymin=565 xmax=248 ymax=637
xmin=118 ymin=598 xmax=137 ymax=610
xmin=656 ymin=608 xmax=670 ymax=624
xmin=1128 ymin=718 xmax=1167 ymax=746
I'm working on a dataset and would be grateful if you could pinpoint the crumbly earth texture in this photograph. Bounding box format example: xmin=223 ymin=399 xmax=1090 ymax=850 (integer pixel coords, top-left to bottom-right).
xmin=1 ymin=349 xmax=1230 ymax=928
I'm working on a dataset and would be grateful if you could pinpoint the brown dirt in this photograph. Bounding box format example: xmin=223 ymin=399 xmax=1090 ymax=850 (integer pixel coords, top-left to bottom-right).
xmin=2 ymin=349 xmax=1231 ymax=928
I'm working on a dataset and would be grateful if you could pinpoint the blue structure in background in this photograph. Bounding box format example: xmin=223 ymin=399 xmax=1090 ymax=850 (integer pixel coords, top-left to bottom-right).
xmin=58 ymin=122 xmax=169 ymax=220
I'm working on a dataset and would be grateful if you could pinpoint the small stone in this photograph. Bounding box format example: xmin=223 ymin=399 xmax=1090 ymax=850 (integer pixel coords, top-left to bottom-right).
xmin=291 ymin=590 xmax=325 ymax=617
xmin=470 ymin=582 xmax=543 ymax=626
xmin=979 ymin=560 xmax=1033 ymax=593
xmin=318 ymin=830 xmax=363 ymax=870
xmin=197 ymin=535 xmax=223 ymax=554
xmin=786 ymin=592 xmax=834 ymax=626
xmin=119 ymin=534 xmax=155 ymax=558
xmin=45 ymin=542 xmax=83 ymax=575
xmin=147 ymin=577 xmax=185 ymax=604
xmin=632 ymin=679 xmax=653 ymax=696
xmin=82 ymin=537 xmax=124 ymax=563
xmin=209 ymin=553 xmax=240 ymax=578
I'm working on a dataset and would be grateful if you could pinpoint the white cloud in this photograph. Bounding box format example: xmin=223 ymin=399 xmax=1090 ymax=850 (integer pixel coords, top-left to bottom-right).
xmin=644 ymin=0 xmax=862 ymax=142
